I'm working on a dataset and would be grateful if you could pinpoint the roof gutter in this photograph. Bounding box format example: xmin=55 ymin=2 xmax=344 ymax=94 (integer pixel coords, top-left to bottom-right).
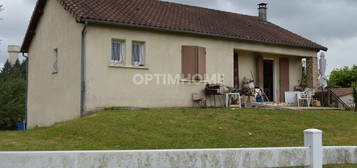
xmin=80 ymin=21 xmax=87 ymax=117
xmin=20 ymin=0 xmax=47 ymax=53
xmin=22 ymin=53 xmax=29 ymax=130
xmin=82 ymin=19 xmax=327 ymax=52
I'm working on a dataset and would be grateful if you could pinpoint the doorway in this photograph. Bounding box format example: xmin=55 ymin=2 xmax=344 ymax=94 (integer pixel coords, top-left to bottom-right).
xmin=263 ymin=60 xmax=274 ymax=101
xmin=234 ymin=52 xmax=239 ymax=88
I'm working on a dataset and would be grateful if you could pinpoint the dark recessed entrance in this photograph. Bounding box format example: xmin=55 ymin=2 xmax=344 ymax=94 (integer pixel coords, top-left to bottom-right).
xmin=263 ymin=60 xmax=274 ymax=101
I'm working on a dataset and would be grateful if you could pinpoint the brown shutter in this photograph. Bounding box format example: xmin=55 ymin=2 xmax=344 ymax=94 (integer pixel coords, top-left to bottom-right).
xmin=256 ymin=55 xmax=264 ymax=88
xmin=182 ymin=46 xmax=197 ymax=79
xmin=196 ymin=47 xmax=206 ymax=80
xmin=279 ymin=58 xmax=290 ymax=102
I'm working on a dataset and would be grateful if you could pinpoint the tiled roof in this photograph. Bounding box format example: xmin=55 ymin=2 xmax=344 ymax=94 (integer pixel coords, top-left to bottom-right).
xmin=330 ymin=88 xmax=353 ymax=97
xmin=21 ymin=0 xmax=328 ymax=52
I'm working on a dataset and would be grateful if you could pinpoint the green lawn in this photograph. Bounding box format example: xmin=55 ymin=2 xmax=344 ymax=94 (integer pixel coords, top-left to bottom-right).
xmin=0 ymin=108 xmax=356 ymax=167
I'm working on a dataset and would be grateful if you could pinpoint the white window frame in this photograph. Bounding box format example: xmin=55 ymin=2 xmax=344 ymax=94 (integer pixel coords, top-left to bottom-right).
xmin=132 ymin=41 xmax=145 ymax=66
xmin=52 ymin=48 xmax=58 ymax=74
xmin=111 ymin=39 xmax=125 ymax=65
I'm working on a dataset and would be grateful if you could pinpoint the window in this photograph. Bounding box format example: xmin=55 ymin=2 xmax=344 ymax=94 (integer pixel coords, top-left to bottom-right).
xmin=52 ymin=48 xmax=58 ymax=74
xmin=112 ymin=39 xmax=125 ymax=64
xmin=181 ymin=46 xmax=206 ymax=80
xmin=132 ymin=42 xmax=145 ymax=66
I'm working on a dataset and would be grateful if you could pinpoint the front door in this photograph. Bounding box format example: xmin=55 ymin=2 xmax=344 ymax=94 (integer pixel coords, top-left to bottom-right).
xmin=234 ymin=53 xmax=239 ymax=88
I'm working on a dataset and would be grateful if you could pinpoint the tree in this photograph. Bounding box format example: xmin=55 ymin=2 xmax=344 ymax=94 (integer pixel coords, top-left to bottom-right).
xmin=0 ymin=58 xmax=27 ymax=130
xmin=328 ymin=65 xmax=357 ymax=88
xmin=0 ymin=77 xmax=26 ymax=130
xmin=1 ymin=61 xmax=12 ymax=75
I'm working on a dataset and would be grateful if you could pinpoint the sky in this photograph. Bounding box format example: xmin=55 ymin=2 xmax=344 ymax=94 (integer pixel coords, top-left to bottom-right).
xmin=0 ymin=0 xmax=356 ymax=74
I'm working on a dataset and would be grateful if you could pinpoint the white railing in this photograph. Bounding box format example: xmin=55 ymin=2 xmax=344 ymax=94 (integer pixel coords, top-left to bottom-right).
xmin=0 ymin=129 xmax=356 ymax=168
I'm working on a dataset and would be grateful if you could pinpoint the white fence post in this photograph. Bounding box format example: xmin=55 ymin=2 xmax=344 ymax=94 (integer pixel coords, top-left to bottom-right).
xmin=304 ymin=129 xmax=323 ymax=168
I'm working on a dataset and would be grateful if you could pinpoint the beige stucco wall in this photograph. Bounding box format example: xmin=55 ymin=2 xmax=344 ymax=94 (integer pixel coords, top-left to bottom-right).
xmin=84 ymin=24 xmax=316 ymax=110
xmin=84 ymin=25 xmax=230 ymax=110
xmin=237 ymin=51 xmax=257 ymax=84
xmin=27 ymin=0 xmax=82 ymax=128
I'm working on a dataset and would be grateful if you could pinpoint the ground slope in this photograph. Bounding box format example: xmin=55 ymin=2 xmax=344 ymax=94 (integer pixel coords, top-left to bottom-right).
xmin=0 ymin=108 xmax=356 ymax=151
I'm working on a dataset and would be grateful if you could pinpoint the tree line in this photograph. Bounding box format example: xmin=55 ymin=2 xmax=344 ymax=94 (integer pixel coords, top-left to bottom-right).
xmin=0 ymin=60 xmax=27 ymax=130
xmin=328 ymin=65 xmax=357 ymax=110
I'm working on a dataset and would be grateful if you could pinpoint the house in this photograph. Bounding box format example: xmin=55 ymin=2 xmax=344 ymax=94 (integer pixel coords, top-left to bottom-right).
xmin=21 ymin=0 xmax=327 ymax=128
xmin=330 ymin=88 xmax=355 ymax=109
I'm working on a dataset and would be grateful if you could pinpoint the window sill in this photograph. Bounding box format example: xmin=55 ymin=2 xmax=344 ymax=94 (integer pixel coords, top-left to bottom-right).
xmin=109 ymin=64 xmax=149 ymax=70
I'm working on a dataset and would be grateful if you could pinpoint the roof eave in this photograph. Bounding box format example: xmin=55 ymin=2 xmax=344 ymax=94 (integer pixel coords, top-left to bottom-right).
xmin=83 ymin=18 xmax=327 ymax=52
xmin=20 ymin=0 xmax=327 ymax=53
xmin=21 ymin=0 xmax=48 ymax=53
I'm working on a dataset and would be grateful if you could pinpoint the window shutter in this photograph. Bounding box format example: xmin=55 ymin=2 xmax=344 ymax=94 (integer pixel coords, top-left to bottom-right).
xmin=196 ymin=47 xmax=206 ymax=80
xmin=256 ymin=55 xmax=264 ymax=88
xmin=182 ymin=46 xmax=197 ymax=79
xmin=279 ymin=58 xmax=290 ymax=102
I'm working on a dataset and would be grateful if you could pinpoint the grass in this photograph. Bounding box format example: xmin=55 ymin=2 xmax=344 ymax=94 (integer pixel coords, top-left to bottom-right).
xmin=0 ymin=108 xmax=356 ymax=167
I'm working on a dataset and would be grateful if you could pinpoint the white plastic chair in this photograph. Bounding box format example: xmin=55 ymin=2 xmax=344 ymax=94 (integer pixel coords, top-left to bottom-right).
xmin=297 ymin=89 xmax=314 ymax=107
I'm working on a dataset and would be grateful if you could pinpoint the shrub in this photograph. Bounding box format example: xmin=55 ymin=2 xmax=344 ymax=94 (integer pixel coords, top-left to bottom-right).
xmin=0 ymin=60 xmax=27 ymax=130
xmin=352 ymin=82 xmax=357 ymax=111
xmin=328 ymin=65 xmax=357 ymax=88
xmin=0 ymin=78 xmax=26 ymax=129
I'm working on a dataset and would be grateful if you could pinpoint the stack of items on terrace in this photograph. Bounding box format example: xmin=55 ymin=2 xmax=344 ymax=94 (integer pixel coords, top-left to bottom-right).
xmin=192 ymin=77 xmax=321 ymax=109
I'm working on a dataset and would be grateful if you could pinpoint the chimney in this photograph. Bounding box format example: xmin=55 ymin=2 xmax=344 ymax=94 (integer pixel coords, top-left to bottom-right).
xmin=7 ymin=45 xmax=21 ymax=66
xmin=258 ymin=3 xmax=267 ymax=21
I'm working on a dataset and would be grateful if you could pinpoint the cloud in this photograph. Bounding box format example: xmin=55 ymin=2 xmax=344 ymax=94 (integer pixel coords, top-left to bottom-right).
xmin=323 ymin=36 xmax=357 ymax=72
xmin=0 ymin=0 xmax=35 ymax=65
xmin=167 ymin=0 xmax=357 ymax=73
xmin=268 ymin=0 xmax=357 ymax=41
xmin=23 ymin=0 xmax=36 ymax=6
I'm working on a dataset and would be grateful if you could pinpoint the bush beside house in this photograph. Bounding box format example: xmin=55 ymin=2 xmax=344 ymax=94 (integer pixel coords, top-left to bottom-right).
xmin=0 ymin=60 xmax=27 ymax=130
xmin=328 ymin=65 xmax=357 ymax=88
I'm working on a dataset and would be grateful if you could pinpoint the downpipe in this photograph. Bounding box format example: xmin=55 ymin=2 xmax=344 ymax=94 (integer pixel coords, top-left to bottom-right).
xmin=80 ymin=22 xmax=87 ymax=117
